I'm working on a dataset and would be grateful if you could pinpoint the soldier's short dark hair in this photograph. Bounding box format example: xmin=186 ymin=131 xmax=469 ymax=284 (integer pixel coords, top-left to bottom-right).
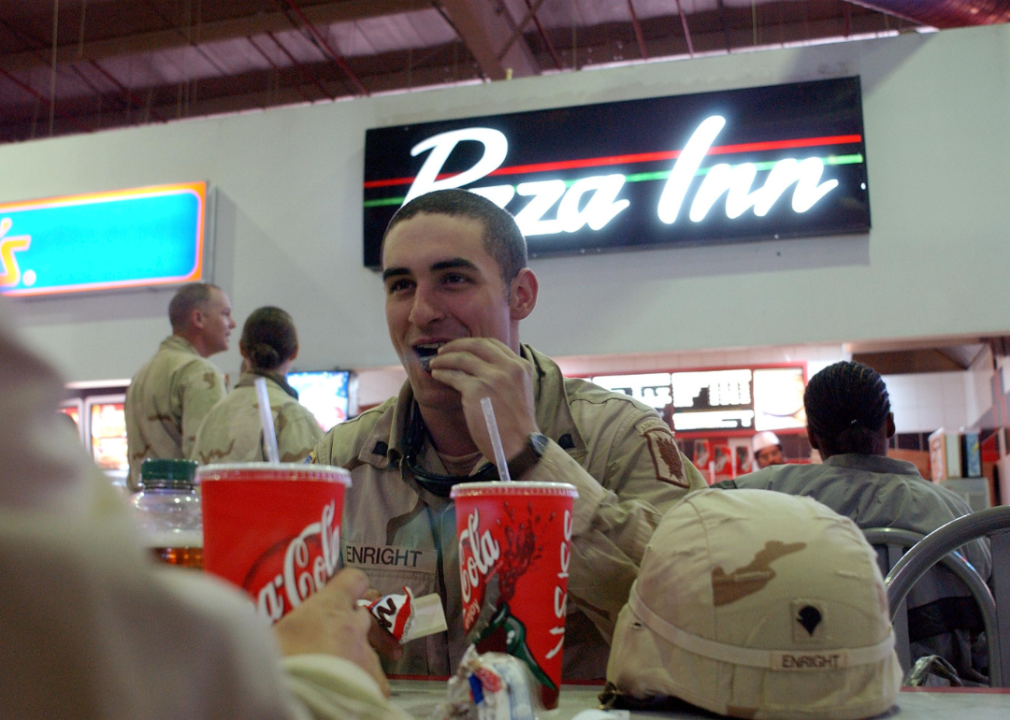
xmin=168 ymin=283 xmax=220 ymax=332
xmin=240 ymin=306 xmax=298 ymax=371
xmin=382 ymin=189 xmax=528 ymax=283
xmin=804 ymin=361 xmax=891 ymax=456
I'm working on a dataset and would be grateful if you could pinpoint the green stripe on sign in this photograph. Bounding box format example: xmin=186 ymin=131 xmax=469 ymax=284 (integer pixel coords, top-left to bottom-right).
xmin=826 ymin=154 xmax=864 ymax=165
xmin=363 ymin=197 xmax=406 ymax=208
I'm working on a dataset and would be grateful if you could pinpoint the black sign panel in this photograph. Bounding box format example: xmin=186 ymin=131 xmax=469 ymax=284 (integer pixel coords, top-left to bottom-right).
xmin=363 ymin=77 xmax=869 ymax=268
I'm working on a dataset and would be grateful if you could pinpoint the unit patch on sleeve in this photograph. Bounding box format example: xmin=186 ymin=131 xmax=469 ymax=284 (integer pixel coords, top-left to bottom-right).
xmin=638 ymin=418 xmax=688 ymax=487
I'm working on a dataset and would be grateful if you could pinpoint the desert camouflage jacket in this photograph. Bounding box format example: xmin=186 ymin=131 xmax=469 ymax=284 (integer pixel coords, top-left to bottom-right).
xmin=311 ymin=344 xmax=707 ymax=679
xmin=193 ymin=372 xmax=323 ymax=465
xmin=125 ymin=335 xmax=226 ymax=490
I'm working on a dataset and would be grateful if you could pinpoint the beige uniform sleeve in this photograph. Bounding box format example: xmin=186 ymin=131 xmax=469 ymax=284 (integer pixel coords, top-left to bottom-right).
xmin=179 ymin=362 xmax=227 ymax=460
xmin=526 ymin=413 xmax=706 ymax=642
xmin=277 ymin=405 xmax=325 ymax=464
xmin=282 ymin=656 xmax=413 ymax=720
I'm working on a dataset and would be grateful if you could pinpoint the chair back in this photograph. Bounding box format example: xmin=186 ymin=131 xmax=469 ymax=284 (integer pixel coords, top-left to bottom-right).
xmin=883 ymin=506 xmax=1010 ymax=687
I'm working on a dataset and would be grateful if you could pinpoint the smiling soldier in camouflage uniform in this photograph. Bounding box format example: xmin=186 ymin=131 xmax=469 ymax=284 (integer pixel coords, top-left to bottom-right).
xmin=125 ymin=283 xmax=235 ymax=490
xmin=311 ymin=190 xmax=707 ymax=680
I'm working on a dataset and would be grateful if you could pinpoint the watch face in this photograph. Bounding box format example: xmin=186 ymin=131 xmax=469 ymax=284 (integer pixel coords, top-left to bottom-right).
xmin=531 ymin=433 xmax=549 ymax=457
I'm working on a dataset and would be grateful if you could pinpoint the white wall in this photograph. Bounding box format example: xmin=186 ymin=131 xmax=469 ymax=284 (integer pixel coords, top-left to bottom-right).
xmin=883 ymin=372 xmax=969 ymax=434
xmin=3 ymin=25 xmax=1010 ymax=382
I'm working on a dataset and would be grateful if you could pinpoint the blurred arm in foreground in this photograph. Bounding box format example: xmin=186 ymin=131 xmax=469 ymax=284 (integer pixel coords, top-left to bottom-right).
xmin=0 ymin=296 xmax=411 ymax=720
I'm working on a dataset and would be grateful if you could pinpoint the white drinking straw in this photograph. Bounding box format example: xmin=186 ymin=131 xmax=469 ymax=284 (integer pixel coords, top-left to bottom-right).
xmin=254 ymin=377 xmax=280 ymax=464
xmin=480 ymin=397 xmax=512 ymax=482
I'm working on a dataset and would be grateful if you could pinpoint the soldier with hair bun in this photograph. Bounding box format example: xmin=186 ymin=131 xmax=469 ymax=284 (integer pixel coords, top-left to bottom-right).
xmin=716 ymin=360 xmax=991 ymax=682
xmin=194 ymin=307 xmax=322 ymax=465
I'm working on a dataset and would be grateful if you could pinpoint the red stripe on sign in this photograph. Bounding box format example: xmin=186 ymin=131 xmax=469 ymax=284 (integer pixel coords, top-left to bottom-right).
xmin=362 ymin=134 xmax=863 ymax=189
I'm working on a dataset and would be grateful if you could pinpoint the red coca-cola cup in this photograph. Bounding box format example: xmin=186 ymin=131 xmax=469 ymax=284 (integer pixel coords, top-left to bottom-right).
xmin=198 ymin=463 xmax=351 ymax=624
xmin=450 ymin=481 xmax=578 ymax=710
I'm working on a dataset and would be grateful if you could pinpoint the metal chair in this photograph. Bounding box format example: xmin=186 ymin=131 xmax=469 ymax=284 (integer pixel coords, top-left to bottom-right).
xmin=884 ymin=505 xmax=1010 ymax=687
xmin=864 ymin=527 xmax=998 ymax=680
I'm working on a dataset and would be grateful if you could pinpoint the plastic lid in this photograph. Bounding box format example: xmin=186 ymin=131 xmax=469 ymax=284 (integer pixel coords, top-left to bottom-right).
xmin=195 ymin=462 xmax=351 ymax=485
xmin=140 ymin=458 xmax=198 ymax=489
xmin=450 ymin=481 xmax=578 ymax=498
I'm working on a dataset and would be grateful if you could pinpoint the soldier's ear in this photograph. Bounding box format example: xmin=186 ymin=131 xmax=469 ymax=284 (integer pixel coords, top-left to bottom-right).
xmin=190 ymin=307 xmax=206 ymax=330
xmin=509 ymin=268 xmax=538 ymax=321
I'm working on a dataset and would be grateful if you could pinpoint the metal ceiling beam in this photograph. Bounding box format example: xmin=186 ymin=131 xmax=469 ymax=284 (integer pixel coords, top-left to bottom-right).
xmin=0 ymin=0 xmax=419 ymax=73
xmin=626 ymin=0 xmax=649 ymax=60
xmin=539 ymin=8 xmax=895 ymax=66
xmin=1 ymin=51 xmax=484 ymax=140
xmin=439 ymin=0 xmax=539 ymax=81
xmin=674 ymin=0 xmax=695 ymax=57
xmin=279 ymin=0 xmax=368 ymax=96
xmin=845 ymin=0 xmax=1010 ymax=28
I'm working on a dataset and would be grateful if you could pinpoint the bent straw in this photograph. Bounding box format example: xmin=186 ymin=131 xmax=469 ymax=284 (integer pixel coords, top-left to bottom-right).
xmin=480 ymin=397 xmax=512 ymax=482
xmin=254 ymin=377 xmax=281 ymax=464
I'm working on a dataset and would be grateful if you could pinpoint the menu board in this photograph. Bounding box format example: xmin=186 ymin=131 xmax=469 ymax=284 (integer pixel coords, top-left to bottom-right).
xmin=671 ymin=369 xmax=755 ymax=431
xmin=591 ymin=373 xmax=672 ymax=410
xmin=592 ymin=365 xmax=806 ymax=434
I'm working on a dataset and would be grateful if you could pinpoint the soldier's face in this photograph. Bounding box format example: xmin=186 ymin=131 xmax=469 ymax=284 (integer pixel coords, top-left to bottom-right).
xmin=200 ymin=288 xmax=236 ymax=355
xmin=381 ymin=213 xmax=514 ymax=408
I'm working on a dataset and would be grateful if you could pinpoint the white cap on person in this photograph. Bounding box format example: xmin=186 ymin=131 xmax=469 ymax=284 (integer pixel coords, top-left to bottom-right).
xmin=606 ymin=488 xmax=900 ymax=720
xmin=752 ymin=431 xmax=782 ymax=454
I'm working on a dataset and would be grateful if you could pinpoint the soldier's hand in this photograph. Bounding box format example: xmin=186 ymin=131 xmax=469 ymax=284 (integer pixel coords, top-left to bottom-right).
xmin=274 ymin=568 xmax=391 ymax=697
xmin=428 ymin=338 xmax=538 ymax=466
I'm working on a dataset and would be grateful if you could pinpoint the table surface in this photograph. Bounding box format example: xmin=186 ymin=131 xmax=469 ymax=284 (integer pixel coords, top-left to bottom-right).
xmin=389 ymin=680 xmax=1010 ymax=719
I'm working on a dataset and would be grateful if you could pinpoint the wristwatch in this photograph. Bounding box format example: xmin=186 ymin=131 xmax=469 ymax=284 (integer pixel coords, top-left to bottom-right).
xmin=506 ymin=433 xmax=548 ymax=480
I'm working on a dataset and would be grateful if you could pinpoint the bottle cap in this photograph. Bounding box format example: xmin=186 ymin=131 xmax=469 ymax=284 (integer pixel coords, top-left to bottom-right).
xmin=140 ymin=458 xmax=198 ymax=490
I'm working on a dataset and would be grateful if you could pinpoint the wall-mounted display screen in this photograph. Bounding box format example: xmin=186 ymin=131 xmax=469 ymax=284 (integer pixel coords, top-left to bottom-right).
xmin=363 ymin=77 xmax=868 ymax=267
xmin=753 ymin=367 xmax=807 ymax=431
xmin=0 ymin=182 xmax=205 ymax=297
xmin=287 ymin=371 xmax=355 ymax=432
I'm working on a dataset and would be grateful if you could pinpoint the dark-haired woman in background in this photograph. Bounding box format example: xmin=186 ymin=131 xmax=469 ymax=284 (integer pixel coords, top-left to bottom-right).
xmin=194 ymin=307 xmax=322 ymax=464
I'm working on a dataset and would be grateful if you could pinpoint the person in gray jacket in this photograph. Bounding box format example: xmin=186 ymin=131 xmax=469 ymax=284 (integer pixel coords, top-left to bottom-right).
xmin=716 ymin=361 xmax=991 ymax=682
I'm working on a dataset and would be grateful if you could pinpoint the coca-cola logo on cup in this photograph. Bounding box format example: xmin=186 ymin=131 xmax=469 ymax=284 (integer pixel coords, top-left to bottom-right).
xmin=462 ymin=504 xmax=500 ymax=613
xmin=244 ymin=500 xmax=341 ymax=623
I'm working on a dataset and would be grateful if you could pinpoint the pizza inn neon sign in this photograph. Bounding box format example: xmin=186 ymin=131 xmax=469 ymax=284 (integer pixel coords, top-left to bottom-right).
xmin=363 ymin=78 xmax=869 ymax=265
xmin=403 ymin=116 xmax=841 ymax=237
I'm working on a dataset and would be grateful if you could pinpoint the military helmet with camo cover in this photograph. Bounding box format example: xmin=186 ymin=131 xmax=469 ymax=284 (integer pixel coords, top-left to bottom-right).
xmin=607 ymin=488 xmax=900 ymax=720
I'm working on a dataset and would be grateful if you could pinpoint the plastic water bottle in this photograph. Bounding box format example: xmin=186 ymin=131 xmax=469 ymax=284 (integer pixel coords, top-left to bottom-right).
xmin=132 ymin=458 xmax=203 ymax=568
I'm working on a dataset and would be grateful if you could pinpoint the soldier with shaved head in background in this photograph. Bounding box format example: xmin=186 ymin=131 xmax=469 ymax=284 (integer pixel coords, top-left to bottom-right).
xmin=125 ymin=283 xmax=236 ymax=490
